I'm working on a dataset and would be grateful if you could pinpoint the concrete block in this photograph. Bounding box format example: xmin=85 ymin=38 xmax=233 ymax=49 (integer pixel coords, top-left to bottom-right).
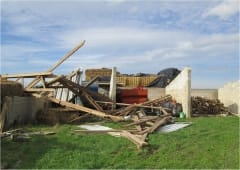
xmin=0 ymin=96 xmax=48 ymax=131
xmin=166 ymin=67 xmax=191 ymax=118
xmin=147 ymin=88 xmax=165 ymax=100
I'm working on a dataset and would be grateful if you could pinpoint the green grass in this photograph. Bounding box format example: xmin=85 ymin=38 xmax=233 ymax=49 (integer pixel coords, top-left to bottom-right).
xmin=1 ymin=116 xmax=239 ymax=169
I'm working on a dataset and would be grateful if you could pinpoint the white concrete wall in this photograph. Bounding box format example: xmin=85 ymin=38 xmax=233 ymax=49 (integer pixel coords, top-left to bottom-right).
xmin=191 ymin=89 xmax=218 ymax=100
xmin=218 ymin=81 xmax=240 ymax=115
xmin=146 ymin=88 xmax=165 ymax=100
xmin=0 ymin=96 xmax=48 ymax=131
xmin=166 ymin=67 xmax=191 ymax=118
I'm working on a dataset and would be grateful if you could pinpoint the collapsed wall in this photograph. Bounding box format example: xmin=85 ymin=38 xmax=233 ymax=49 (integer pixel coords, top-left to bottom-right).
xmin=165 ymin=67 xmax=191 ymax=118
xmin=0 ymin=80 xmax=48 ymax=132
xmin=218 ymin=81 xmax=240 ymax=115
xmin=0 ymin=96 xmax=48 ymax=132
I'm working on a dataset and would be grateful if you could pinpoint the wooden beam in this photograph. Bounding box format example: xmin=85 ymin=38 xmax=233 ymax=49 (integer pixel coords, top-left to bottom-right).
xmin=148 ymin=116 xmax=172 ymax=133
xmin=47 ymin=108 xmax=79 ymax=112
xmin=1 ymin=72 xmax=52 ymax=78
xmin=67 ymin=69 xmax=81 ymax=79
xmin=33 ymin=94 xmax=123 ymax=122
xmin=82 ymin=91 xmax=104 ymax=112
xmin=74 ymin=129 xmax=138 ymax=134
xmin=96 ymin=101 xmax=171 ymax=111
xmin=139 ymin=116 xmax=172 ymax=135
xmin=59 ymin=77 xmax=104 ymax=112
xmin=116 ymin=95 xmax=172 ymax=116
xmin=124 ymin=116 xmax=160 ymax=127
xmin=25 ymin=77 xmax=41 ymax=89
xmin=68 ymin=114 xmax=90 ymax=123
xmin=26 ymin=40 xmax=85 ymax=88
xmin=47 ymin=40 xmax=85 ymax=72
xmin=85 ymin=76 xmax=99 ymax=88
xmin=132 ymin=115 xmax=142 ymax=131
xmin=45 ymin=75 xmax=64 ymax=86
xmin=120 ymin=130 xmax=148 ymax=148
xmin=40 ymin=76 xmax=46 ymax=88
xmin=25 ymin=88 xmax=55 ymax=92
xmin=15 ymin=77 xmax=21 ymax=81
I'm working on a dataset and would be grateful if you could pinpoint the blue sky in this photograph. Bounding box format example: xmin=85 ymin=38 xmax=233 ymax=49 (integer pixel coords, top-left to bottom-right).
xmin=1 ymin=0 xmax=239 ymax=88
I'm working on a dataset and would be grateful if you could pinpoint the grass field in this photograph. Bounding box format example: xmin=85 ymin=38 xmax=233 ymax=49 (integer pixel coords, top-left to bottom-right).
xmin=1 ymin=116 xmax=239 ymax=169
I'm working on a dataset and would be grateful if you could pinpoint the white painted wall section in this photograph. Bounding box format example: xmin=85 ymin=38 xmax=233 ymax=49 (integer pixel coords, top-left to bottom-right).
xmin=166 ymin=67 xmax=191 ymax=118
xmin=218 ymin=81 xmax=240 ymax=115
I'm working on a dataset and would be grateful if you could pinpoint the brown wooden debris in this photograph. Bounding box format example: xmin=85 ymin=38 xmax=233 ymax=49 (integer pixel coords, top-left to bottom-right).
xmin=191 ymin=96 xmax=229 ymax=115
xmin=34 ymin=94 xmax=123 ymax=122
xmin=116 ymin=95 xmax=172 ymax=116
xmin=120 ymin=130 xmax=148 ymax=149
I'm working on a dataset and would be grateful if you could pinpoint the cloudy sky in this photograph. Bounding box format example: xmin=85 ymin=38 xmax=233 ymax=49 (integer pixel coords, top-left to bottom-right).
xmin=1 ymin=0 xmax=239 ymax=88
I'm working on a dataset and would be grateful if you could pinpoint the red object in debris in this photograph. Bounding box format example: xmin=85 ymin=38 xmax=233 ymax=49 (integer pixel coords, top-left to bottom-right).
xmin=121 ymin=97 xmax=148 ymax=104
xmin=120 ymin=87 xmax=148 ymax=104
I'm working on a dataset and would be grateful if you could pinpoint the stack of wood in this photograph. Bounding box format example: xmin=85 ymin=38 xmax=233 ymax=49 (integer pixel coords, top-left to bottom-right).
xmin=191 ymin=96 xmax=228 ymax=115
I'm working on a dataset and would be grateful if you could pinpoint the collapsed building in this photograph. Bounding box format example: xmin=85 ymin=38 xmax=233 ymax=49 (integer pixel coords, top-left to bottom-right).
xmin=1 ymin=40 xmax=239 ymax=147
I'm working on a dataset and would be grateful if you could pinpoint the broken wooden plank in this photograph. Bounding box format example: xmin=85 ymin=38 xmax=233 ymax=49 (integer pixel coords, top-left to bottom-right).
xmin=117 ymin=95 xmax=172 ymax=116
xmin=45 ymin=75 xmax=65 ymax=86
xmin=40 ymin=76 xmax=46 ymax=88
xmin=33 ymin=93 xmax=123 ymax=122
xmin=85 ymin=76 xmax=99 ymax=88
xmin=25 ymin=88 xmax=55 ymax=92
xmin=59 ymin=77 xmax=104 ymax=112
xmin=1 ymin=72 xmax=52 ymax=78
xmin=82 ymin=91 xmax=104 ymax=112
xmin=48 ymin=108 xmax=79 ymax=112
xmin=0 ymin=128 xmax=23 ymax=138
xmin=146 ymin=116 xmax=172 ymax=134
xmin=25 ymin=77 xmax=41 ymax=89
xmin=74 ymin=129 xmax=138 ymax=133
xmin=132 ymin=115 xmax=142 ymax=131
xmin=68 ymin=114 xmax=90 ymax=123
xmin=47 ymin=40 xmax=85 ymax=72
xmin=96 ymin=101 xmax=171 ymax=111
xmin=26 ymin=40 xmax=85 ymax=88
xmin=120 ymin=130 xmax=148 ymax=148
xmin=124 ymin=114 xmax=170 ymax=127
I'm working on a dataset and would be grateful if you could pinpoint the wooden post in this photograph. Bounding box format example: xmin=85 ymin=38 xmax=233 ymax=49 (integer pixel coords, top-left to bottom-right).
xmin=109 ymin=67 xmax=117 ymax=109
xmin=26 ymin=40 xmax=85 ymax=88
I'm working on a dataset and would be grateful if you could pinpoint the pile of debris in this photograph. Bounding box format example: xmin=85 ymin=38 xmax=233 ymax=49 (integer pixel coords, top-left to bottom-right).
xmin=73 ymin=94 xmax=174 ymax=148
xmin=1 ymin=40 xmax=177 ymax=148
xmin=191 ymin=96 xmax=230 ymax=115
xmin=74 ymin=115 xmax=173 ymax=148
xmin=0 ymin=128 xmax=55 ymax=142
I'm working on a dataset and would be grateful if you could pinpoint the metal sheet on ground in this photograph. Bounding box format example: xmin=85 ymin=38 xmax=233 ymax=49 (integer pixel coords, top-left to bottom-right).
xmin=78 ymin=124 xmax=113 ymax=131
xmin=157 ymin=122 xmax=192 ymax=133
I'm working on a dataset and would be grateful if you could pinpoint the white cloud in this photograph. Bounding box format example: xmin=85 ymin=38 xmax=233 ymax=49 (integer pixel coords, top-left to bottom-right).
xmin=57 ymin=27 xmax=196 ymax=50
xmin=1 ymin=1 xmax=239 ymax=87
xmin=203 ymin=0 xmax=240 ymax=19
